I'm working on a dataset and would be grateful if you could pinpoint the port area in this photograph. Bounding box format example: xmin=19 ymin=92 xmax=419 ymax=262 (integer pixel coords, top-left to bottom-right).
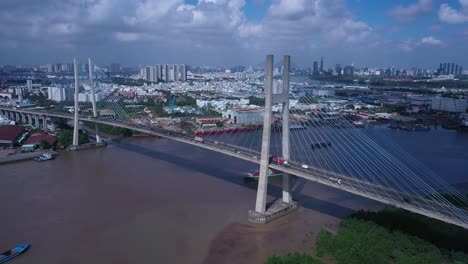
xmin=0 ymin=150 xmax=58 ymax=165
xmin=66 ymin=142 xmax=107 ymax=151
xmin=248 ymin=199 xmax=299 ymax=224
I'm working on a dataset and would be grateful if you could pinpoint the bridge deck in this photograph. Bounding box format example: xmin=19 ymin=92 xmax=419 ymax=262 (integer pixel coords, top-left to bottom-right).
xmin=1 ymin=106 xmax=467 ymax=229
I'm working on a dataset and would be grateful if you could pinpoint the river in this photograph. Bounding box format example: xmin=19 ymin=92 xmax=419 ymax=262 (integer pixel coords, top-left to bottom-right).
xmin=1 ymin=126 xmax=467 ymax=263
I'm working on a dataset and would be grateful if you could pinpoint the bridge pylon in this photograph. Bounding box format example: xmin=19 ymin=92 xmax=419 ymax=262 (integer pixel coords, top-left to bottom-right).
xmin=72 ymin=57 xmax=80 ymax=146
xmin=249 ymin=55 xmax=298 ymax=224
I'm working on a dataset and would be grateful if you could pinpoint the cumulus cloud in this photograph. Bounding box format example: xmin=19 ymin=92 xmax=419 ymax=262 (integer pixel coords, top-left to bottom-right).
xmin=399 ymin=36 xmax=443 ymax=51
xmin=438 ymin=0 xmax=468 ymax=24
xmin=388 ymin=0 xmax=432 ymax=22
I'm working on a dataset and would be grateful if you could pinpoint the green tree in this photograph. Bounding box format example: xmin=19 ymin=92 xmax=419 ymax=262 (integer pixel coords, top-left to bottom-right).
xmin=39 ymin=139 xmax=51 ymax=150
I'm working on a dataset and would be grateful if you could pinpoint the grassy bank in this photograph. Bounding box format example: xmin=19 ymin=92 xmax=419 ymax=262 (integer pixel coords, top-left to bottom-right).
xmin=265 ymin=208 xmax=468 ymax=264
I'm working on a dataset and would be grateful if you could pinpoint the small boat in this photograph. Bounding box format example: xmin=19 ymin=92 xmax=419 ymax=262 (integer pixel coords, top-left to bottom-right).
xmin=0 ymin=243 xmax=30 ymax=263
xmin=34 ymin=153 xmax=55 ymax=162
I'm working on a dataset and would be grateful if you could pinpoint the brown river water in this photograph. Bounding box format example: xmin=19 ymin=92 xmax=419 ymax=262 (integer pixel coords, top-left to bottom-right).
xmin=1 ymin=137 xmax=383 ymax=264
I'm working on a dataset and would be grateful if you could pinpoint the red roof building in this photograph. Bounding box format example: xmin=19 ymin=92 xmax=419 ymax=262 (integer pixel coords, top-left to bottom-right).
xmin=0 ymin=125 xmax=25 ymax=147
xmin=24 ymin=131 xmax=56 ymax=146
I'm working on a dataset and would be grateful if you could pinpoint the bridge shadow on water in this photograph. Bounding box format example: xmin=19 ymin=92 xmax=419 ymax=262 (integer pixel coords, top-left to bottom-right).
xmin=112 ymin=140 xmax=357 ymax=219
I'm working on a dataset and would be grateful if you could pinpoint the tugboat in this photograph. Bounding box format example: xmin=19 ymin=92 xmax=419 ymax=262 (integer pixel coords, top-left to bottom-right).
xmin=34 ymin=153 xmax=55 ymax=162
xmin=243 ymin=170 xmax=282 ymax=184
xmin=0 ymin=243 xmax=30 ymax=263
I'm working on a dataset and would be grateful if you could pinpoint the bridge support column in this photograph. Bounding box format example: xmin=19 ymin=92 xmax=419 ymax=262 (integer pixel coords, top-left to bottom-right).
xmin=27 ymin=114 xmax=33 ymax=126
xmin=21 ymin=113 xmax=26 ymax=124
xmin=35 ymin=115 xmax=40 ymax=129
xmin=89 ymin=57 xmax=101 ymax=144
xmin=249 ymin=55 xmax=298 ymax=224
xmin=281 ymin=55 xmax=292 ymax=204
xmin=72 ymin=57 xmax=80 ymax=146
xmin=43 ymin=116 xmax=47 ymax=131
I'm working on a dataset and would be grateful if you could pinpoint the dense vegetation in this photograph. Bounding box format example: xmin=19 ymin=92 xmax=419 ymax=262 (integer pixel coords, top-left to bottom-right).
xmin=265 ymin=253 xmax=322 ymax=264
xmin=315 ymin=218 xmax=468 ymax=264
xmin=98 ymin=124 xmax=133 ymax=136
xmin=265 ymin=208 xmax=468 ymax=264
xmin=56 ymin=129 xmax=89 ymax=147
xmin=112 ymin=77 xmax=145 ymax=86
xmin=350 ymin=208 xmax=468 ymax=252
xmin=248 ymin=96 xmax=265 ymax=106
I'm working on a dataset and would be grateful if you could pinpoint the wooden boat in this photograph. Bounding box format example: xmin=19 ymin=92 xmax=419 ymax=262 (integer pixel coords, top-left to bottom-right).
xmin=0 ymin=243 xmax=30 ymax=263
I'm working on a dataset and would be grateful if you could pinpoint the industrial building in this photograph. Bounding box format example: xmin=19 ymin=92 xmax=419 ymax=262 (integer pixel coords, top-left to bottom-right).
xmin=432 ymin=97 xmax=467 ymax=113
xmin=222 ymin=108 xmax=264 ymax=124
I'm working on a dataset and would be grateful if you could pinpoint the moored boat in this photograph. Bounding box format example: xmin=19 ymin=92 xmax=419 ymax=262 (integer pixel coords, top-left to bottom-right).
xmin=0 ymin=243 xmax=30 ymax=263
xmin=34 ymin=153 xmax=55 ymax=162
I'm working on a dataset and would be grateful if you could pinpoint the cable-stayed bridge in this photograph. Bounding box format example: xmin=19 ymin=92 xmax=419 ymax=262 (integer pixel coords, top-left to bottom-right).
xmin=1 ymin=55 xmax=467 ymax=229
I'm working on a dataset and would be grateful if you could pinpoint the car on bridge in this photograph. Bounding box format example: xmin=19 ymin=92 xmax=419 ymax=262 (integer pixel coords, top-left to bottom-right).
xmin=301 ymin=164 xmax=309 ymax=169
xmin=194 ymin=136 xmax=204 ymax=143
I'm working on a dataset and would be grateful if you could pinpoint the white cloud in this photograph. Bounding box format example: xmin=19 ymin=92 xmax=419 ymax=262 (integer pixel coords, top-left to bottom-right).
xmin=388 ymin=0 xmax=432 ymax=22
xmin=399 ymin=36 xmax=443 ymax=51
xmin=269 ymin=0 xmax=306 ymax=19
xmin=420 ymin=36 xmax=442 ymax=45
xmin=115 ymin=32 xmax=141 ymax=41
xmin=438 ymin=0 xmax=468 ymax=24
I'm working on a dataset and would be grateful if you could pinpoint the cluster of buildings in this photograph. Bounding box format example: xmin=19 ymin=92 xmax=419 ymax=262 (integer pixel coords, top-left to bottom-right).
xmin=438 ymin=62 xmax=463 ymax=76
xmin=46 ymin=62 xmax=121 ymax=74
xmin=140 ymin=64 xmax=187 ymax=83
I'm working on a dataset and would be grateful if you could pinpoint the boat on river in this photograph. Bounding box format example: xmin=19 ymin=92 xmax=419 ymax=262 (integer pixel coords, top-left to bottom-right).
xmin=34 ymin=153 xmax=55 ymax=162
xmin=0 ymin=243 xmax=30 ymax=263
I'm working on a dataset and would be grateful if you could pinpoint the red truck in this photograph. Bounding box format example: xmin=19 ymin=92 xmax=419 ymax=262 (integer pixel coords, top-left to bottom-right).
xmin=271 ymin=157 xmax=289 ymax=165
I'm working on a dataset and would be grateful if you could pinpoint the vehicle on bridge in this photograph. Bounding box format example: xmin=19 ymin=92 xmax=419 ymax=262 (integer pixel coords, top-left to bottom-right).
xmin=271 ymin=157 xmax=289 ymax=166
xmin=194 ymin=136 xmax=204 ymax=143
xmin=328 ymin=177 xmax=342 ymax=185
xmin=301 ymin=164 xmax=309 ymax=169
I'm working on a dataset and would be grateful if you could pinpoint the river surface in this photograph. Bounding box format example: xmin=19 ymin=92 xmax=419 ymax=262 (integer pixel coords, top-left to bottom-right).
xmin=1 ymin=127 xmax=467 ymax=263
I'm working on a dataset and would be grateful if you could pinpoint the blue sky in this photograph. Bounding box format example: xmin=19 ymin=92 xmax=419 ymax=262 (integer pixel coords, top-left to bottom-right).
xmin=0 ymin=0 xmax=467 ymax=69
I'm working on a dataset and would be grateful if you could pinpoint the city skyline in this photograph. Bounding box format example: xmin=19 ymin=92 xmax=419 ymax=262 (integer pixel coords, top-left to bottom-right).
xmin=0 ymin=0 xmax=468 ymax=68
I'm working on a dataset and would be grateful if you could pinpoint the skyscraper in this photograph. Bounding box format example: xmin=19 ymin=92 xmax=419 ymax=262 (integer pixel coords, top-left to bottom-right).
xmin=320 ymin=56 xmax=323 ymax=72
xmin=335 ymin=64 xmax=341 ymax=76
xmin=313 ymin=61 xmax=319 ymax=76
xmin=26 ymin=79 xmax=32 ymax=90
xmin=451 ymin=63 xmax=455 ymax=74
xmin=110 ymin=63 xmax=121 ymax=73
xmin=180 ymin=64 xmax=187 ymax=82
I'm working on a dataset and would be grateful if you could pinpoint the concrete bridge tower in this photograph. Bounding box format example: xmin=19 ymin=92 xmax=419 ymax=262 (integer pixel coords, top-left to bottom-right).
xmin=249 ymin=55 xmax=298 ymax=224
xmin=89 ymin=57 xmax=102 ymax=143
xmin=72 ymin=57 xmax=80 ymax=146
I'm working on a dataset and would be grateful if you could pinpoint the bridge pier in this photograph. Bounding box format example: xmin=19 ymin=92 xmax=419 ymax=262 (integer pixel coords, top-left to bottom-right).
xmin=249 ymin=55 xmax=298 ymax=224
xmin=89 ymin=57 xmax=102 ymax=144
xmin=43 ymin=116 xmax=47 ymax=131
xmin=72 ymin=57 xmax=80 ymax=146
xmin=34 ymin=115 xmax=40 ymax=129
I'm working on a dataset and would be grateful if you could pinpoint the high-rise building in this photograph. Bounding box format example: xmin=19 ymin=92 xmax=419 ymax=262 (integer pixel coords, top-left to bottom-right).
xmin=320 ymin=56 xmax=323 ymax=72
xmin=343 ymin=65 xmax=354 ymax=76
xmin=110 ymin=63 xmax=121 ymax=73
xmin=335 ymin=64 xmax=341 ymax=76
xmin=451 ymin=63 xmax=455 ymax=74
xmin=174 ymin=65 xmax=180 ymax=82
xmin=48 ymin=86 xmax=73 ymax=102
xmin=180 ymin=64 xmax=187 ymax=82
xmin=459 ymin=66 xmax=463 ymax=75
xmin=26 ymin=79 xmax=32 ymax=90
xmin=313 ymin=61 xmax=319 ymax=75
xmin=455 ymin=65 xmax=459 ymax=75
